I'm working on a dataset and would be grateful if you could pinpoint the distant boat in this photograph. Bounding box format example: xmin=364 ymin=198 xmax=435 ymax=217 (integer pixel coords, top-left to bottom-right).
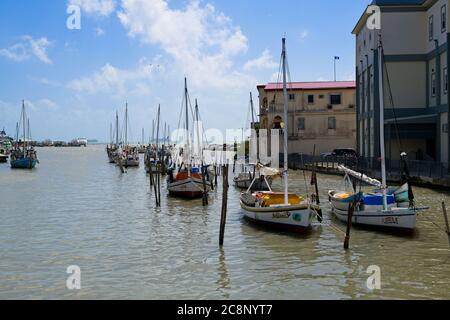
xmin=107 ymin=112 xmax=120 ymax=163
xmin=10 ymin=101 xmax=39 ymax=169
xmin=117 ymin=103 xmax=139 ymax=168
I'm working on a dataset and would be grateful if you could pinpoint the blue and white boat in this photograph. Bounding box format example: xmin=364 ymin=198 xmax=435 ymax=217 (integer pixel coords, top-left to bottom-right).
xmin=328 ymin=40 xmax=426 ymax=232
xmin=10 ymin=101 xmax=39 ymax=170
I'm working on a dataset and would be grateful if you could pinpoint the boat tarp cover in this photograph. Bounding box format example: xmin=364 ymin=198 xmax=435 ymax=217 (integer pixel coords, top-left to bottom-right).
xmin=257 ymin=193 xmax=303 ymax=206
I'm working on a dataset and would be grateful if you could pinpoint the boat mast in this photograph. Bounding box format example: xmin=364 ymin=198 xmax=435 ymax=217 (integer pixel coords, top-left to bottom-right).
xmin=378 ymin=38 xmax=388 ymax=211
xmin=195 ymin=99 xmax=203 ymax=162
xmin=110 ymin=123 xmax=113 ymax=146
xmin=156 ymin=104 xmax=161 ymax=160
xmin=185 ymin=78 xmax=190 ymax=162
xmin=152 ymin=120 xmax=155 ymax=145
xmin=142 ymin=128 xmax=144 ymax=145
xmin=250 ymin=92 xmax=259 ymax=163
xmin=115 ymin=111 xmax=119 ymax=146
xmin=22 ymin=100 xmax=26 ymax=157
xmin=282 ymin=38 xmax=289 ymax=205
xmin=125 ymin=103 xmax=128 ymax=146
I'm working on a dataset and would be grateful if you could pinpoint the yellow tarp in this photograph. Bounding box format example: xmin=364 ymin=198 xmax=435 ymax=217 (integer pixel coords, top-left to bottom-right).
xmin=260 ymin=193 xmax=303 ymax=206
xmin=334 ymin=192 xmax=353 ymax=200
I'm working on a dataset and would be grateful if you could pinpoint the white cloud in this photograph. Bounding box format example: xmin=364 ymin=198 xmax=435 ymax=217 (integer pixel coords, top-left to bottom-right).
xmin=67 ymin=57 xmax=161 ymax=96
xmin=300 ymin=29 xmax=310 ymax=40
xmin=244 ymin=49 xmax=278 ymax=71
xmin=95 ymin=27 xmax=105 ymax=36
xmin=69 ymin=0 xmax=116 ymax=16
xmin=0 ymin=36 xmax=52 ymax=64
xmin=117 ymin=0 xmax=252 ymax=89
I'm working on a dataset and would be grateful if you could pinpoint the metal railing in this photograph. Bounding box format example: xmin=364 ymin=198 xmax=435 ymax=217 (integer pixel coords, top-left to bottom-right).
xmin=281 ymin=154 xmax=449 ymax=180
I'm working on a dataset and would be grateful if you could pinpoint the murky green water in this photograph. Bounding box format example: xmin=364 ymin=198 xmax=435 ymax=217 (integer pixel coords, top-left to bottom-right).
xmin=1 ymin=145 xmax=449 ymax=300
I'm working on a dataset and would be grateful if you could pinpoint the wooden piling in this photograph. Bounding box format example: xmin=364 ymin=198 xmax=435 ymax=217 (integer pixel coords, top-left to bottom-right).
xmin=344 ymin=201 xmax=356 ymax=250
xmin=441 ymin=202 xmax=450 ymax=246
xmin=219 ymin=144 xmax=229 ymax=246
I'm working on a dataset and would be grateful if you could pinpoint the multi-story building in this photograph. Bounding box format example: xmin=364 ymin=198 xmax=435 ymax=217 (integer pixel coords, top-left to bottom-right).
xmin=257 ymin=81 xmax=357 ymax=155
xmin=353 ymin=0 xmax=449 ymax=164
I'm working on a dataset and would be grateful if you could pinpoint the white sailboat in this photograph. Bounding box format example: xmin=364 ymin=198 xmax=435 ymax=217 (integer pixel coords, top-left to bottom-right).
xmin=328 ymin=39 xmax=427 ymax=232
xmin=240 ymin=38 xmax=318 ymax=233
xmin=167 ymin=78 xmax=211 ymax=198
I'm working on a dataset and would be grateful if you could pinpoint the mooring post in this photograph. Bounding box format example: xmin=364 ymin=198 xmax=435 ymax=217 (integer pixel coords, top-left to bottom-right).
xmin=202 ymin=165 xmax=208 ymax=206
xmin=344 ymin=201 xmax=355 ymax=250
xmin=441 ymin=202 xmax=450 ymax=246
xmin=157 ymin=164 xmax=161 ymax=207
xmin=219 ymin=144 xmax=229 ymax=246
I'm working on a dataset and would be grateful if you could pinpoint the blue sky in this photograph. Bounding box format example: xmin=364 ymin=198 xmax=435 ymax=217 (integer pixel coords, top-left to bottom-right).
xmin=0 ymin=0 xmax=369 ymax=142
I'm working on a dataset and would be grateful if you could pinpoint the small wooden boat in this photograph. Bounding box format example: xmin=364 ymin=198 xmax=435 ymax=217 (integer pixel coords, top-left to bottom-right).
xmin=240 ymin=38 xmax=319 ymax=233
xmin=10 ymin=101 xmax=38 ymax=169
xmin=167 ymin=168 xmax=211 ymax=198
xmin=107 ymin=112 xmax=120 ymax=163
xmin=167 ymin=79 xmax=211 ymax=199
xmin=234 ymin=166 xmax=273 ymax=191
xmin=117 ymin=104 xmax=140 ymax=168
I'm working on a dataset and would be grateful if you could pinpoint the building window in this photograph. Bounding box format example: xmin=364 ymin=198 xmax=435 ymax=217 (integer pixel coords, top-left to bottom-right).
xmin=442 ymin=5 xmax=447 ymax=33
xmin=307 ymin=94 xmax=314 ymax=104
xmin=443 ymin=123 xmax=449 ymax=133
xmin=297 ymin=118 xmax=305 ymax=131
xmin=289 ymin=93 xmax=295 ymax=101
xmin=330 ymin=94 xmax=342 ymax=105
xmin=328 ymin=117 xmax=336 ymax=130
xmin=444 ymin=67 xmax=448 ymax=94
xmin=429 ymin=15 xmax=434 ymax=41
xmin=432 ymin=71 xmax=436 ymax=97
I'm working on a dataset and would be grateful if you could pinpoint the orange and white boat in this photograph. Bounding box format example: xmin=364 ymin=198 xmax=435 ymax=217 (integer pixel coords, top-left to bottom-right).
xmin=167 ymin=168 xmax=211 ymax=198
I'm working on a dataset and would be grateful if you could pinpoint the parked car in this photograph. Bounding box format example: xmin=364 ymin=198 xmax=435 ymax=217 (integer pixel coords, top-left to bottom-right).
xmin=322 ymin=148 xmax=358 ymax=160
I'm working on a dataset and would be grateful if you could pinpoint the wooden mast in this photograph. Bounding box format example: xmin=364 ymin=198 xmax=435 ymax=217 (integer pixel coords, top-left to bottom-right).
xmin=282 ymin=38 xmax=289 ymax=205
xmin=378 ymin=37 xmax=388 ymax=211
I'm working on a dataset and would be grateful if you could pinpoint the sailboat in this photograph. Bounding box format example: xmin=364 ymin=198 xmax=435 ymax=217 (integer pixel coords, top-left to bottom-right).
xmin=328 ymin=38 xmax=427 ymax=232
xmin=240 ymin=38 xmax=319 ymax=233
xmin=106 ymin=112 xmax=120 ymax=163
xmin=145 ymin=105 xmax=162 ymax=174
xmin=118 ymin=103 xmax=140 ymax=168
xmin=10 ymin=100 xmax=38 ymax=169
xmin=167 ymin=78 xmax=212 ymax=198
xmin=234 ymin=92 xmax=273 ymax=191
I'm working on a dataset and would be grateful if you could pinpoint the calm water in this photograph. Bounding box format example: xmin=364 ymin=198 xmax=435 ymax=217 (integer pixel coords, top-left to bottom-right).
xmin=1 ymin=145 xmax=450 ymax=300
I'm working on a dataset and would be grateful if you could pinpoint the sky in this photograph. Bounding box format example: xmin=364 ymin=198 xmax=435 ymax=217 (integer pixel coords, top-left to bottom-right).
xmin=0 ymin=0 xmax=369 ymax=142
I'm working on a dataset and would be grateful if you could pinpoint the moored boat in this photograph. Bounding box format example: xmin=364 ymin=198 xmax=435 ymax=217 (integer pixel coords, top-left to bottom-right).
xmin=240 ymin=38 xmax=319 ymax=233
xmin=328 ymin=39 xmax=427 ymax=232
xmin=10 ymin=101 xmax=39 ymax=169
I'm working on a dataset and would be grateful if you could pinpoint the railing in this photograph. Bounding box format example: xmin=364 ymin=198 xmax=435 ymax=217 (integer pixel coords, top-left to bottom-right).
xmin=281 ymin=154 xmax=449 ymax=180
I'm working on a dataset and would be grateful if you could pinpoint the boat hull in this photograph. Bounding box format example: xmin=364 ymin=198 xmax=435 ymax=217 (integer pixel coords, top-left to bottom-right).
xmin=168 ymin=176 xmax=211 ymax=199
xmin=240 ymin=201 xmax=314 ymax=233
xmin=331 ymin=206 xmax=417 ymax=231
xmin=328 ymin=190 xmax=419 ymax=231
xmin=0 ymin=155 xmax=7 ymax=163
xmin=10 ymin=158 xmax=37 ymax=169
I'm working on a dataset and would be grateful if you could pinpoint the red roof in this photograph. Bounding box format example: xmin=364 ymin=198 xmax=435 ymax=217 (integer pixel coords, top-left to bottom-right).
xmin=259 ymin=81 xmax=356 ymax=91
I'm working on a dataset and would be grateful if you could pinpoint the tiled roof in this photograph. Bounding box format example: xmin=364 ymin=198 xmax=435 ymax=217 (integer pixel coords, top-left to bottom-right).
xmin=258 ymin=81 xmax=356 ymax=91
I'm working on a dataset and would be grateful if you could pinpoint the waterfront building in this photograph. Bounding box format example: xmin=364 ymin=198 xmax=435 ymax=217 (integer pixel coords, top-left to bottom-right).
xmin=353 ymin=0 xmax=449 ymax=164
xmin=257 ymin=81 xmax=357 ymax=156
